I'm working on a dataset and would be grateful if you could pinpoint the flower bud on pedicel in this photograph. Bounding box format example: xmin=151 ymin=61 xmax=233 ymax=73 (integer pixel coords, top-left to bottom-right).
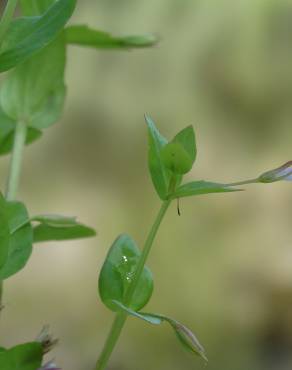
xmin=38 ymin=361 xmax=61 ymax=370
xmin=258 ymin=161 xmax=292 ymax=183
xmin=36 ymin=326 xmax=58 ymax=354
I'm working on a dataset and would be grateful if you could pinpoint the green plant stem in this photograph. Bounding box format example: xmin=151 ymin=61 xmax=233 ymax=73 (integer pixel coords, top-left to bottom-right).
xmin=5 ymin=121 xmax=27 ymax=201
xmin=0 ymin=0 xmax=18 ymax=44
xmin=0 ymin=120 xmax=27 ymax=312
xmin=95 ymin=199 xmax=171 ymax=370
xmin=0 ymin=120 xmax=27 ymax=314
xmin=225 ymin=178 xmax=259 ymax=187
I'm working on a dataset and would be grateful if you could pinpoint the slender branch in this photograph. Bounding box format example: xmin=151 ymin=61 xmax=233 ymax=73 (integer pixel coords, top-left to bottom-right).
xmin=0 ymin=120 xmax=27 ymax=314
xmin=95 ymin=200 xmax=171 ymax=370
xmin=224 ymin=178 xmax=260 ymax=187
xmin=0 ymin=0 xmax=18 ymax=44
xmin=6 ymin=121 xmax=27 ymax=201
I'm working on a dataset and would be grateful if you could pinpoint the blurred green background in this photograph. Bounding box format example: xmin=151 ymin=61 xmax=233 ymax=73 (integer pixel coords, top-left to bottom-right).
xmin=1 ymin=0 xmax=292 ymax=369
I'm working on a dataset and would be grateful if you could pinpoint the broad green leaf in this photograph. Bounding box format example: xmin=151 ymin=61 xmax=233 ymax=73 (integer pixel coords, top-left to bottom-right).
xmin=161 ymin=126 xmax=196 ymax=175
xmin=99 ymin=234 xmax=153 ymax=312
xmin=112 ymin=300 xmax=207 ymax=362
xmin=0 ymin=342 xmax=43 ymax=370
xmin=0 ymin=199 xmax=33 ymax=280
xmin=145 ymin=115 xmax=171 ymax=200
xmin=31 ymin=214 xmax=77 ymax=227
xmin=0 ymin=0 xmax=76 ymax=72
xmin=33 ymin=223 xmax=96 ymax=243
xmin=0 ymin=35 xmax=66 ymax=127
xmin=0 ymin=196 xmax=10 ymax=268
xmin=65 ymin=25 xmax=157 ymax=49
xmin=172 ymin=181 xmax=243 ymax=199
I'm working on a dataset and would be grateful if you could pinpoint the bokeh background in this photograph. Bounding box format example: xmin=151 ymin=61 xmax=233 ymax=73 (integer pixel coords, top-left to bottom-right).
xmin=1 ymin=0 xmax=292 ymax=369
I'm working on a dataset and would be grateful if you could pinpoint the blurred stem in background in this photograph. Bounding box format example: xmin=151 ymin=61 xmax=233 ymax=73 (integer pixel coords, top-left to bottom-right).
xmin=95 ymin=200 xmax=171 ymax=370
xmin=0 ymin=120 xmax=27 ymax=311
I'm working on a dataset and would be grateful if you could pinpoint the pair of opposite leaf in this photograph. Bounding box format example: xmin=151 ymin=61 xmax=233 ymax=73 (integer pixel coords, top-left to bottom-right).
xmin=98 ymin=116 xmax=292 ymax=364
xmin=0 ymin=0 xmax=157 ymax=156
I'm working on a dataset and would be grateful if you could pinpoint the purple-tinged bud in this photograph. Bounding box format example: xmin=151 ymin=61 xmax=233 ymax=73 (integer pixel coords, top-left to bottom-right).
xmin=258 ymin=161 xmax=292 ymax=183
xmin=38 ymin=361 xmax=61 ymax=370
xmin=36 ymin=326 xmax=58 ymax=354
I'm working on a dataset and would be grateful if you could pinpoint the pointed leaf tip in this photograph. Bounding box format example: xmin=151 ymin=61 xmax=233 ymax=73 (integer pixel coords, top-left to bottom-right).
xmin=112 ymin=300 xmax=207 ymax=362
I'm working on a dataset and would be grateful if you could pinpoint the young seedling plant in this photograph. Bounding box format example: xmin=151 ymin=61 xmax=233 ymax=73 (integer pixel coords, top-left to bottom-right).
xmin=95 ymin=115 xmax=292 ymax=370
xmin=0 ymin=0 xmax=157 ymax=368
xmin=0 ymin=0 xmax=291 ymax=369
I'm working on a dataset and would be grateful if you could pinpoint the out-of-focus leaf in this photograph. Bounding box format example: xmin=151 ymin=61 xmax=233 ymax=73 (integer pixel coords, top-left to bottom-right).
xmin=145 ymin=115 xmax=171 ymax=200
xmin=0 ymin=35 xmax=66 ymax=127
xmin=65 ymin=25 xmax=157 ymax=49
xmin=0 ymin=199 xmax=33 ymax=280
xmin=0 ymin=0 xmax=76 ymax=72
xmin=112 ymin=300 xmax=207 ymax=362
xmin=0 ymin=342 xmax=43 ymax=370
xmin=20 ymin=0 xmax=56 ymax=16
xmin=99 ymin=234 xmax=153 ymax=312
xmin=0 ymin=195 xmax=10 ymax=268
xmin=31 ymin=214 xmax=77 ymax=227
xmin=172 ymin=181 xmax=242 ymax=199
xmin=33 ymin=223 xmax=96 ymax=243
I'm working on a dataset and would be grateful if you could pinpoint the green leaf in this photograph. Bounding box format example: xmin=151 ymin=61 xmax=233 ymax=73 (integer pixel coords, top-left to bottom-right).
xmin=0 ymin=342 xmax=43 ymax=370
xmin=0 ymin=35 xmax=66 ymax=127
xmin=20 ymin=0 xmax=56 ymax=16
xmin=0 ymin=199 xmax=33 ymax=280
xmin=65 ymin=25 xmax=157 ymax=49
xmin=33 ymin=224 xmax=96 ymax=243
xmin=161 ymin=126 xmax=196 ymax=175
xmin=31 ymin=214 xmax=77 ymax=227
xmin=145 ymin=115 xmax=171 ymax=200
xmin=99 ymin=234 xmax=153 ymax=312
xmin=161 ymin=142 xmax=193 ymax=175
xmin=0 ymin=0 xmax=76 ymax=72
xmin=112 ymin=300 xmax=207 ymax=362
xmin=172 ymin=181 xmax=243 ymax=199
xmin=0 ymin=196 xmax=10 ymax=269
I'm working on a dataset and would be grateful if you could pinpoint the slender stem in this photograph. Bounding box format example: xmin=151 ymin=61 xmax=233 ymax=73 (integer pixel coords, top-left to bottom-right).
xmin=0 ymin=120 xmax=27 ymax=314
xmin=6 ymin=121 xmax=27 ymax=201
xmin=124 ymin=200 xmax=171 ymax=304
xmin=95 ymin=200 xmax=171 ymax=370
xmin=225 ymin=178 xmax=259 ymax=187
xmin=0 ymin=0 xmax=18 ymax=44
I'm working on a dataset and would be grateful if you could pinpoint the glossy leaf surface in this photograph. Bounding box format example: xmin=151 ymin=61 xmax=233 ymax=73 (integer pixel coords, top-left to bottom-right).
xmin=99 ymin=234 xmax=153 ymax=311
xmin=145 ymin=115 xmax=171 ymax=200
xmin=112 ymin=300 xmax=207 ymax=362
xmin=0 ymin=198 xmax=33 ymax=280
xmin=0 ymin=0 xmax=76 ymax=72
xmin=0 ymin=342 xmax=43 ymax=370
xmin=65 ymin=25 xmax=157 ymax=49
xmin=172 ymin=181 xmax=242 ymax=199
